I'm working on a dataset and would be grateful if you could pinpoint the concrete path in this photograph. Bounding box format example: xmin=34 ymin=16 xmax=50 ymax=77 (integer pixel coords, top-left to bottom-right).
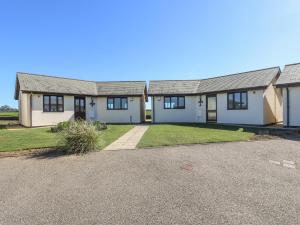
xmin=104 ymin=125 xmax=149 ymax=150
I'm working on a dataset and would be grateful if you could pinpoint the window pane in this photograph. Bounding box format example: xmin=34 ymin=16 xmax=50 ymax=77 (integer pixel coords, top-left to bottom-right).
xmin=44 ymin=104 xmax=50 ymax=112
xmin=207 ymin=96 xmax=216 ymax=110
xmin=207 ymin=112 xmax=217 ymax=121
xmin=107 ymin=98 xmax=114 ymax=109
xmin=234 ymin=93 xmax=241 ymax=109
xmin=80 ymin=99 xmax=85 ymax=107
xmin=228 ymin=93 xmax=234 ymax=109
xmin=121 ymin=98 xmax=128 ymax=109
xmin=80 ymin=99 xmax=85 ymax=112
xmin=50 ymin=104 xmax=57 ymax=112
xmin=50 ymin=96 xmax=57 ymax=104
xmin=178 ymin=97 xmax=185 ymax=108
xmin=171 ymin=97 xmax=177 ymax=109
xmin=58 ymin=105 xmax=63 ymax=112
xmin=164 ymin=97 xmax=170 ymax=108
xmin=57 ymin=96 xmax=63 ymax=104
xmin=75 ymin=99 xmax=80 ymax=112
xmin=241 ymin=92 xmax=247 ymax=109
xmin=50 ymin=96 xmax=57 ymax=112
xmin=44 ymin=96 xmax=49 ymax=104
xmin=114 ymin=98 xmax=121 ymax=109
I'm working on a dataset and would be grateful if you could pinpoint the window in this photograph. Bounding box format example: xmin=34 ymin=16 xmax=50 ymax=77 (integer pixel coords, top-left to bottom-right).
xmin=107 ymin=97 xmax=128 ymax=110
xmin=43 ymin=95 xmax=64 ymax=112
xmin=164 ymin=96 xmax=185 ymax=109
xmin=227 ymin=91 xmax=248 ymax=110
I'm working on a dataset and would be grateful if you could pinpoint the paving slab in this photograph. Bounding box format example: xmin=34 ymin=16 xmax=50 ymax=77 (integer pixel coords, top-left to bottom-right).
xmin=104 ymin=125 xmax=149 ymax=150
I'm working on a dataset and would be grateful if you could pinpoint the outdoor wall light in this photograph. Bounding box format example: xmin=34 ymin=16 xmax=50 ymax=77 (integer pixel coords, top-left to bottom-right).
xmin=198 ymin=96 xmax=203 ymax=106
xmin=90 ymin=98 xmax=95 ymax=107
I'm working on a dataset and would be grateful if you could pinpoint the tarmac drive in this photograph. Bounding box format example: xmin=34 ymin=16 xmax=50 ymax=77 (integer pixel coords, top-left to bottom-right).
xmin=0 ymin=139 xmax=299 ymax=225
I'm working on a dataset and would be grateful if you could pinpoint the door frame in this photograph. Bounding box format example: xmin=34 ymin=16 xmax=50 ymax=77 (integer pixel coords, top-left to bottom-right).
xmin=206 ymin=94 xmax=217 ymax=123
xmin=74 ymin=96 xmax=86 ymax=120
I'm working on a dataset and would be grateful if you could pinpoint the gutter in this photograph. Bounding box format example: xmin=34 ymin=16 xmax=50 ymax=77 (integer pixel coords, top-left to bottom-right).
xmin=30 ymin=93 xmax=33 ymax=127
xmin=152 ymin=96 xmax=155 ymax=123
xmin=286 ymin=87 xmax=290 ymax=127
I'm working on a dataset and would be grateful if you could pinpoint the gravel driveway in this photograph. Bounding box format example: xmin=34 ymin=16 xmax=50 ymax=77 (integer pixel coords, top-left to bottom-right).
xmin=0 ymin=139 xmax=300 ymax=225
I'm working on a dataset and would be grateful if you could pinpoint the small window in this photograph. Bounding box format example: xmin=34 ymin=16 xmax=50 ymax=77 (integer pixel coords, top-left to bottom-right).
xmin=107 ymin=98 xmax=114 ymax=110
xmin=164 ymin=97 xmax=171 ymax=109
xmin=178 ymin=97 xmax=185 ymax=108
xmin=227 ymin=91 xmax=248 ymax=110
xmin=164 ymin=96 xmax=185 ymax=109
xmin=228 ymin=93 xmax=234 ymax=109
xmin=234 ymin=93 xmax=241 ymax=109
xmin=121 ymin=98 xmax=128 ymax=109
xmin=43 ymin=95 xmax=64 ymax=112
xmin=241 ymin=92 xmax=247 ymax=109
xmin=107 ymin=97 xmax=128 ymax=110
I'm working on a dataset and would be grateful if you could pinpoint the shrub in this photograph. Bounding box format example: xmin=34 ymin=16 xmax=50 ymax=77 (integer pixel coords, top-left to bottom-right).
xmin=51 ymin=121 xmax=71 ymax=133
xmin=60 ymin=120 xmax=100 ymax=154
xmin=93 ymin=121 xmax=107 ymax=131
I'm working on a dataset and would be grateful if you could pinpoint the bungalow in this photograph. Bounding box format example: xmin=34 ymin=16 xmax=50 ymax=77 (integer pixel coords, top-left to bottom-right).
xmin=149 ymin=67 xmax=282 ymax=125
xmin=15 ymin=72 xmax=147 ymax=127
xmin=276 ymin=63 xmax=300 ymax=127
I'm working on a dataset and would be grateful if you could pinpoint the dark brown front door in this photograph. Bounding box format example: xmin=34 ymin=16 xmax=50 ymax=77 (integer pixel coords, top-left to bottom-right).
xmin=206 ymin=95 xmax=217 ymax=123
xmin=74 ymin=97 xmax=86 ymax=120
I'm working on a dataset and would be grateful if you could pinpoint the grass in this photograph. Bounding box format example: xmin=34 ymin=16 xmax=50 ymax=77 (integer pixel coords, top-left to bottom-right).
xmin=0 ymin=124 xmax=134 ymax=152
xmin=146 ymin=110 xmax=151 ymax=116
xmin=0 ymin=120 xmax=19 ymax=125
xmin=0 ymin=111 xmax=18 ymax=117
xmin=137 ymin=123 xmax=254 ymax=148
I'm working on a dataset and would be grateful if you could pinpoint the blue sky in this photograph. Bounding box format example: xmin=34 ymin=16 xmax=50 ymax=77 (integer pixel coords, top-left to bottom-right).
xmin=1 ymin=0 xmax=300 ymax=108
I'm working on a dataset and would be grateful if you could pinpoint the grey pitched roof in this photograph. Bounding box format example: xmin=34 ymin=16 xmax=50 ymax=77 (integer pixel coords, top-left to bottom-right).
xmin=276 ymin=63 xmax=300 ymax=87
xmin=15 ymin=72 xmax=146 ymax=99
xmin=148 ymin=80 xmax=201 ymax=95
xmin=197 ymin=67 xmax=280 ymax=94
xmin=96 ymin=81 xmax=146 ymax=96
xmin=148 ymin=67 xmax=280 ymax=95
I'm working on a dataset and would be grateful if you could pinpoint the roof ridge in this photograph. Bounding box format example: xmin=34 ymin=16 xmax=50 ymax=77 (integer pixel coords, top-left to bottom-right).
xmin=16 ymin=72 xmax=146 ymax=83
xmin=17 ymin=72 xmax=96 ymax=83
xmin=149 ymin=79 xmax=200 ymax=82
xmin=284 ymin=62 xmax=300 ymax=67
xmin=96 ymin=80 xmax=146 ymax=83
xmin=198 ymin=66 xmax=280 ymax=82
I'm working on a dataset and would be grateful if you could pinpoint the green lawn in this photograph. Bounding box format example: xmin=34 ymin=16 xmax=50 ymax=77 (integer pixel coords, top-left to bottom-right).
xmin=0 ymin=125 xmax=134 ymax=152
xmin=0 ymin=120 xmax=19 ymax=125
xmin=138 ymin=124 xmax=254 ymax=148
xmin=0 ymin=111 xmax=18 ymax=117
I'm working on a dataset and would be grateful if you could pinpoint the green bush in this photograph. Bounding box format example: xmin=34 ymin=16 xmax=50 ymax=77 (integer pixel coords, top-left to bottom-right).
xmin=52 ymin=121 xmax=107 ymax=133
xmin=60 ymin=121 xmax=100 ymax=154
xmin=51 ymin=121 xmax=71 ymax=133
xmin=93 ymin=121 xmax=107 ymax=131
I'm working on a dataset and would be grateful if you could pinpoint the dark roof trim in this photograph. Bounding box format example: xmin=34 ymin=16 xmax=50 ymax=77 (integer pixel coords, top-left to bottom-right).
xmin=276 ymin=82 xmax=300 ymax=88
xmin=148 ymin=93 xmax=200 ymax=96
xmin=198 ymin=86 xmax=267 ymax=95
xmin=148 ymin=86 xmax=267 ymax=96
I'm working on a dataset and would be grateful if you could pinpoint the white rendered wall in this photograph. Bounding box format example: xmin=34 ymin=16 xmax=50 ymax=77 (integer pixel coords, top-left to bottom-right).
xmin=31 ymin=94 xmax=75 ymax=126
xmin=96 ymin=96 xmax=142 ymax=123
xmin=19 ymin=92 xmax=31 ymax=127
xmin=152 ymin=95 xmax=206 ymax=123
xmin=217 ymin=90 xmax=265 ymax=125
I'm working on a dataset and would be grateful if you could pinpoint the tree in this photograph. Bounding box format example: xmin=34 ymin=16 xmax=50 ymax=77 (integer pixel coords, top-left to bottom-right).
xmin=0 ymin=105 xmax=18 ymax=112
